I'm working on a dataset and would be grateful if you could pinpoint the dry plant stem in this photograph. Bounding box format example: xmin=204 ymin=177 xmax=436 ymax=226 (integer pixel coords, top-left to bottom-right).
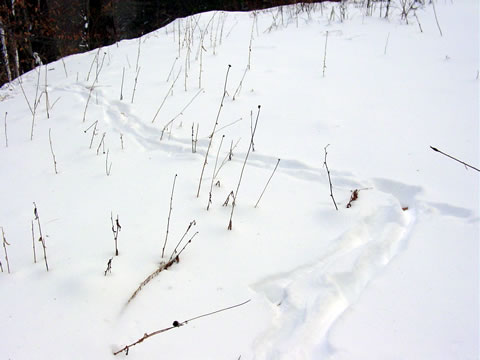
xmin=88 ymin=121 xmax=98 ymax=149
xmin=384 ymin=32 xmax=390 ymax=55
xmin=111 ymin=212 xmax=121 ymax=256
xmin=31 ymin=220 xmax=37 ymax=263
xmin=48 ymin=128 xmax=58 ymax=174
xmin=322 ymin=31 xmax=329 ymax=77
xmin=247 ymin=15 xmax=255 ymax=69
xmin=83 ymin=76 xmax=98 ymax=122
xmin=346 ymin=189 xmax=360 ymax=208
xmin=430 ymin=146 xmax=480 ymax=172
xmin=104 ymin=258 xmax=112 ymax=276
xmin=431 ymin=0 xmax=443 ymax=37
xmin=215 ymin=138 xmax=241 ymax=179
xmin=44 ymin=64 xmax=50 ymax=119
xmin=255 ymin=158 xmax=280 ymax=208
xmin=115 ymin=299 xmax=250 ymax=356
xmin=86 ymin=50 xmax=100 ymax=82
xmin=233 ymin=67 xmax=248 ymax=100
xmin=96 ymin=132 xmax=106 ymax=155
xmin=127 ymin=231 xmax=198 ymax=305
xmin=1 ymin=227 xmax=10 ymax=273
xmin=105 ymin=149 xmax=112 ymax=176
xmin=168 ymin=220 xmax=196 ymax=261
xmin=212 ymin=117 xmax=242 ymax=137
xmin=131 ymin=67 xmax=141 ymax=103
xmin=19 ymin=81 xmax=34 ymax=115
xmin=207 ymin=135 xmax=225 ymax=210
xmin=152 ymin=69 xmax=182 ymax=123
xmin=30 ymin=69 xmax=41 ymax=140
xmin=120 ymin=67 xmax=125 ymax=100
xmin=34 ymin=202 xmax=49 ymax=271
xmin=3 ymin=112 xmax=7 ymax=148
xmin=323 ymin=145 xmax=338 ymax=210
xmin=228 ymin=105 xmax=261 ymax=230
xmin=61 ymin=58 xmax=68 ymax=78
xmin=135 ymin=38 xmax=141 ymax=73
xmin=197 ymin=64 xmax=231 ymax=198
xmin=162 ymin=174 xmax=177 ymax=258
xmin=414 ymin=11 xmax=423 ymax=32
xmin=166 ymin=57 xmax=178 ymax=82
xmin=161 ymin=89 xmax=203 ymax=140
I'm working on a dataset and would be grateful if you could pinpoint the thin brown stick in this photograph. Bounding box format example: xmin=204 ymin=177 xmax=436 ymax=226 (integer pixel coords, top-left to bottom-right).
xmin=228 ymin=105 xmax=261 ymax=230
xmin=152 ymin=69 xmax=182 ymax=123
xmin=431 ymin=0 xmax=443 ymax=37
xmin=161 ymin=89 xmax=203 ymax=140
xmin=197 ymin=64 xmax=231 ymax=198
xmin=323 ymin=145 xmax=338 ymax=210
xmin=111 ymin=212 xmax=121 ymax=256
xmin=207 ymin=135 xmax=225 ymax=210
xmin=430 ymin=146 xmax=479 ymax=172
xmin=44 ymin=64 xmax=50 ymax=119
xmin=162 ymin=174 xmax=177 ymax=258
xmin=19 ymin=81 xmax=34 ymax=116
xmin=131 ymin=67 xmax=141 ymax=104
xmin=127 ymin=231 xmax=198 ymax=305
xmin=120 ymin=67 xmax=125 ymax=100
xmin=168 ymin=220 xmax=196 ymax=262
xmin=114 ymin=299 xmax=251 ymax=356
xmin=255 ymin=158 xmax=280 ymax=208
xmin=322 ymin=31 xmax=329 ymax=77
xmin=1 ymin=227 xmax=10 ymax=273
xmin=34 ymin=202 xmax=49 ymax=271
xmin=48 ymin=128 xmax=58 ymax=174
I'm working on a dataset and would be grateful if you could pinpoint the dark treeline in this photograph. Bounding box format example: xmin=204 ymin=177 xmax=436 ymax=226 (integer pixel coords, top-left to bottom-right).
xmin=0 ymin=0 xmax=323 ymax=86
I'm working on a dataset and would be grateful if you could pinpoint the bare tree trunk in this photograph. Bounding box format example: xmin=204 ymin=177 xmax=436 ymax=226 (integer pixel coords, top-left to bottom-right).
xmin=0 ymin=20 xmax=12 ymax=83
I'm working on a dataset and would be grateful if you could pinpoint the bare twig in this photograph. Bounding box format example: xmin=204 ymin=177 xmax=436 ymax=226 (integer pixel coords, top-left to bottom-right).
xmin=96 ymin=132 xmax=106 ymax=155
xmin=168 ymin=220 xmax=196 ymax=262
xmin=430 ymin=146 xmax=479 ymax=172
xmin=114 ymin=299 xmax=251 ymax=356
xmin=104 ymin=258 xmax=113 ymax=276
xmin=431 ymin=0 xmax=443 ymax=37
xmin=323 ymin=145 xmax=338 ymax=210
xmin=127 ymin=231 xmax=199 ymax=305
xmin=152 ymin=69 xmax=182 ymax=123
xmin=228 ymin=105 xmax=261 ymax=230
xmin=48 ymin=128 xmax=58 ymax=174
xmin=197 ymin=65 xmax=231 ymax=198
xmin=19 ymin=81 xmax=34 ymax=116
xmin=105 ymin=149 xmax=112 ymax=176
xmin=207 ymin=135 xmax=225 ymax=210
xmin=34 ymin=202 xmax=49 ymax=271
xmin=255 ymin=158 xmax=280 ymax=208
xmin=111 ymin=212 xmax=121 ymax=256
xmin=131 ymin=67 xmax=141 ymax=104
xmin=162 ymin=174 xmax=177 ymax=258
xmin=120 ymin=67 xmax=125 ymax=100
xmin=322 ymin=31 xmax=329 ymax=77
xmin=1 ymin=227 xmax=10 ymax=273
xmin=161 ymin=89 xmax=203 ymax=140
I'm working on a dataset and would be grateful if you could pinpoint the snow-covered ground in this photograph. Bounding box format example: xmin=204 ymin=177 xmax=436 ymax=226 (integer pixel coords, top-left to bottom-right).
xmin=0 ymin=1 xmax=478 ymax=359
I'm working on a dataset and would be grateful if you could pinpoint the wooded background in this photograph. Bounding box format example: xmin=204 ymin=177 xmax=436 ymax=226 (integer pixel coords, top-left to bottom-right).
xmin=0 ymin=0 xmax=321 ymax=86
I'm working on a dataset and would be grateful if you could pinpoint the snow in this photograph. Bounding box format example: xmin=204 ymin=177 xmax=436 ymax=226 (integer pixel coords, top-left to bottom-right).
xmin=0 ymin=1 xmax=478 ymax=359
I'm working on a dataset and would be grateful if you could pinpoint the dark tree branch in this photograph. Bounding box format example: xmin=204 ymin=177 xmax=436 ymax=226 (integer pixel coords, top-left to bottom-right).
xmin=430 ymin=146 xmax=479 ymax=172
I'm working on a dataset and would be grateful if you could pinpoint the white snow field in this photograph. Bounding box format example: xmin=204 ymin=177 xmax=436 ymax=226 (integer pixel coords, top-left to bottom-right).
xmin=0 ymin=0 xmax=478 ymax=359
